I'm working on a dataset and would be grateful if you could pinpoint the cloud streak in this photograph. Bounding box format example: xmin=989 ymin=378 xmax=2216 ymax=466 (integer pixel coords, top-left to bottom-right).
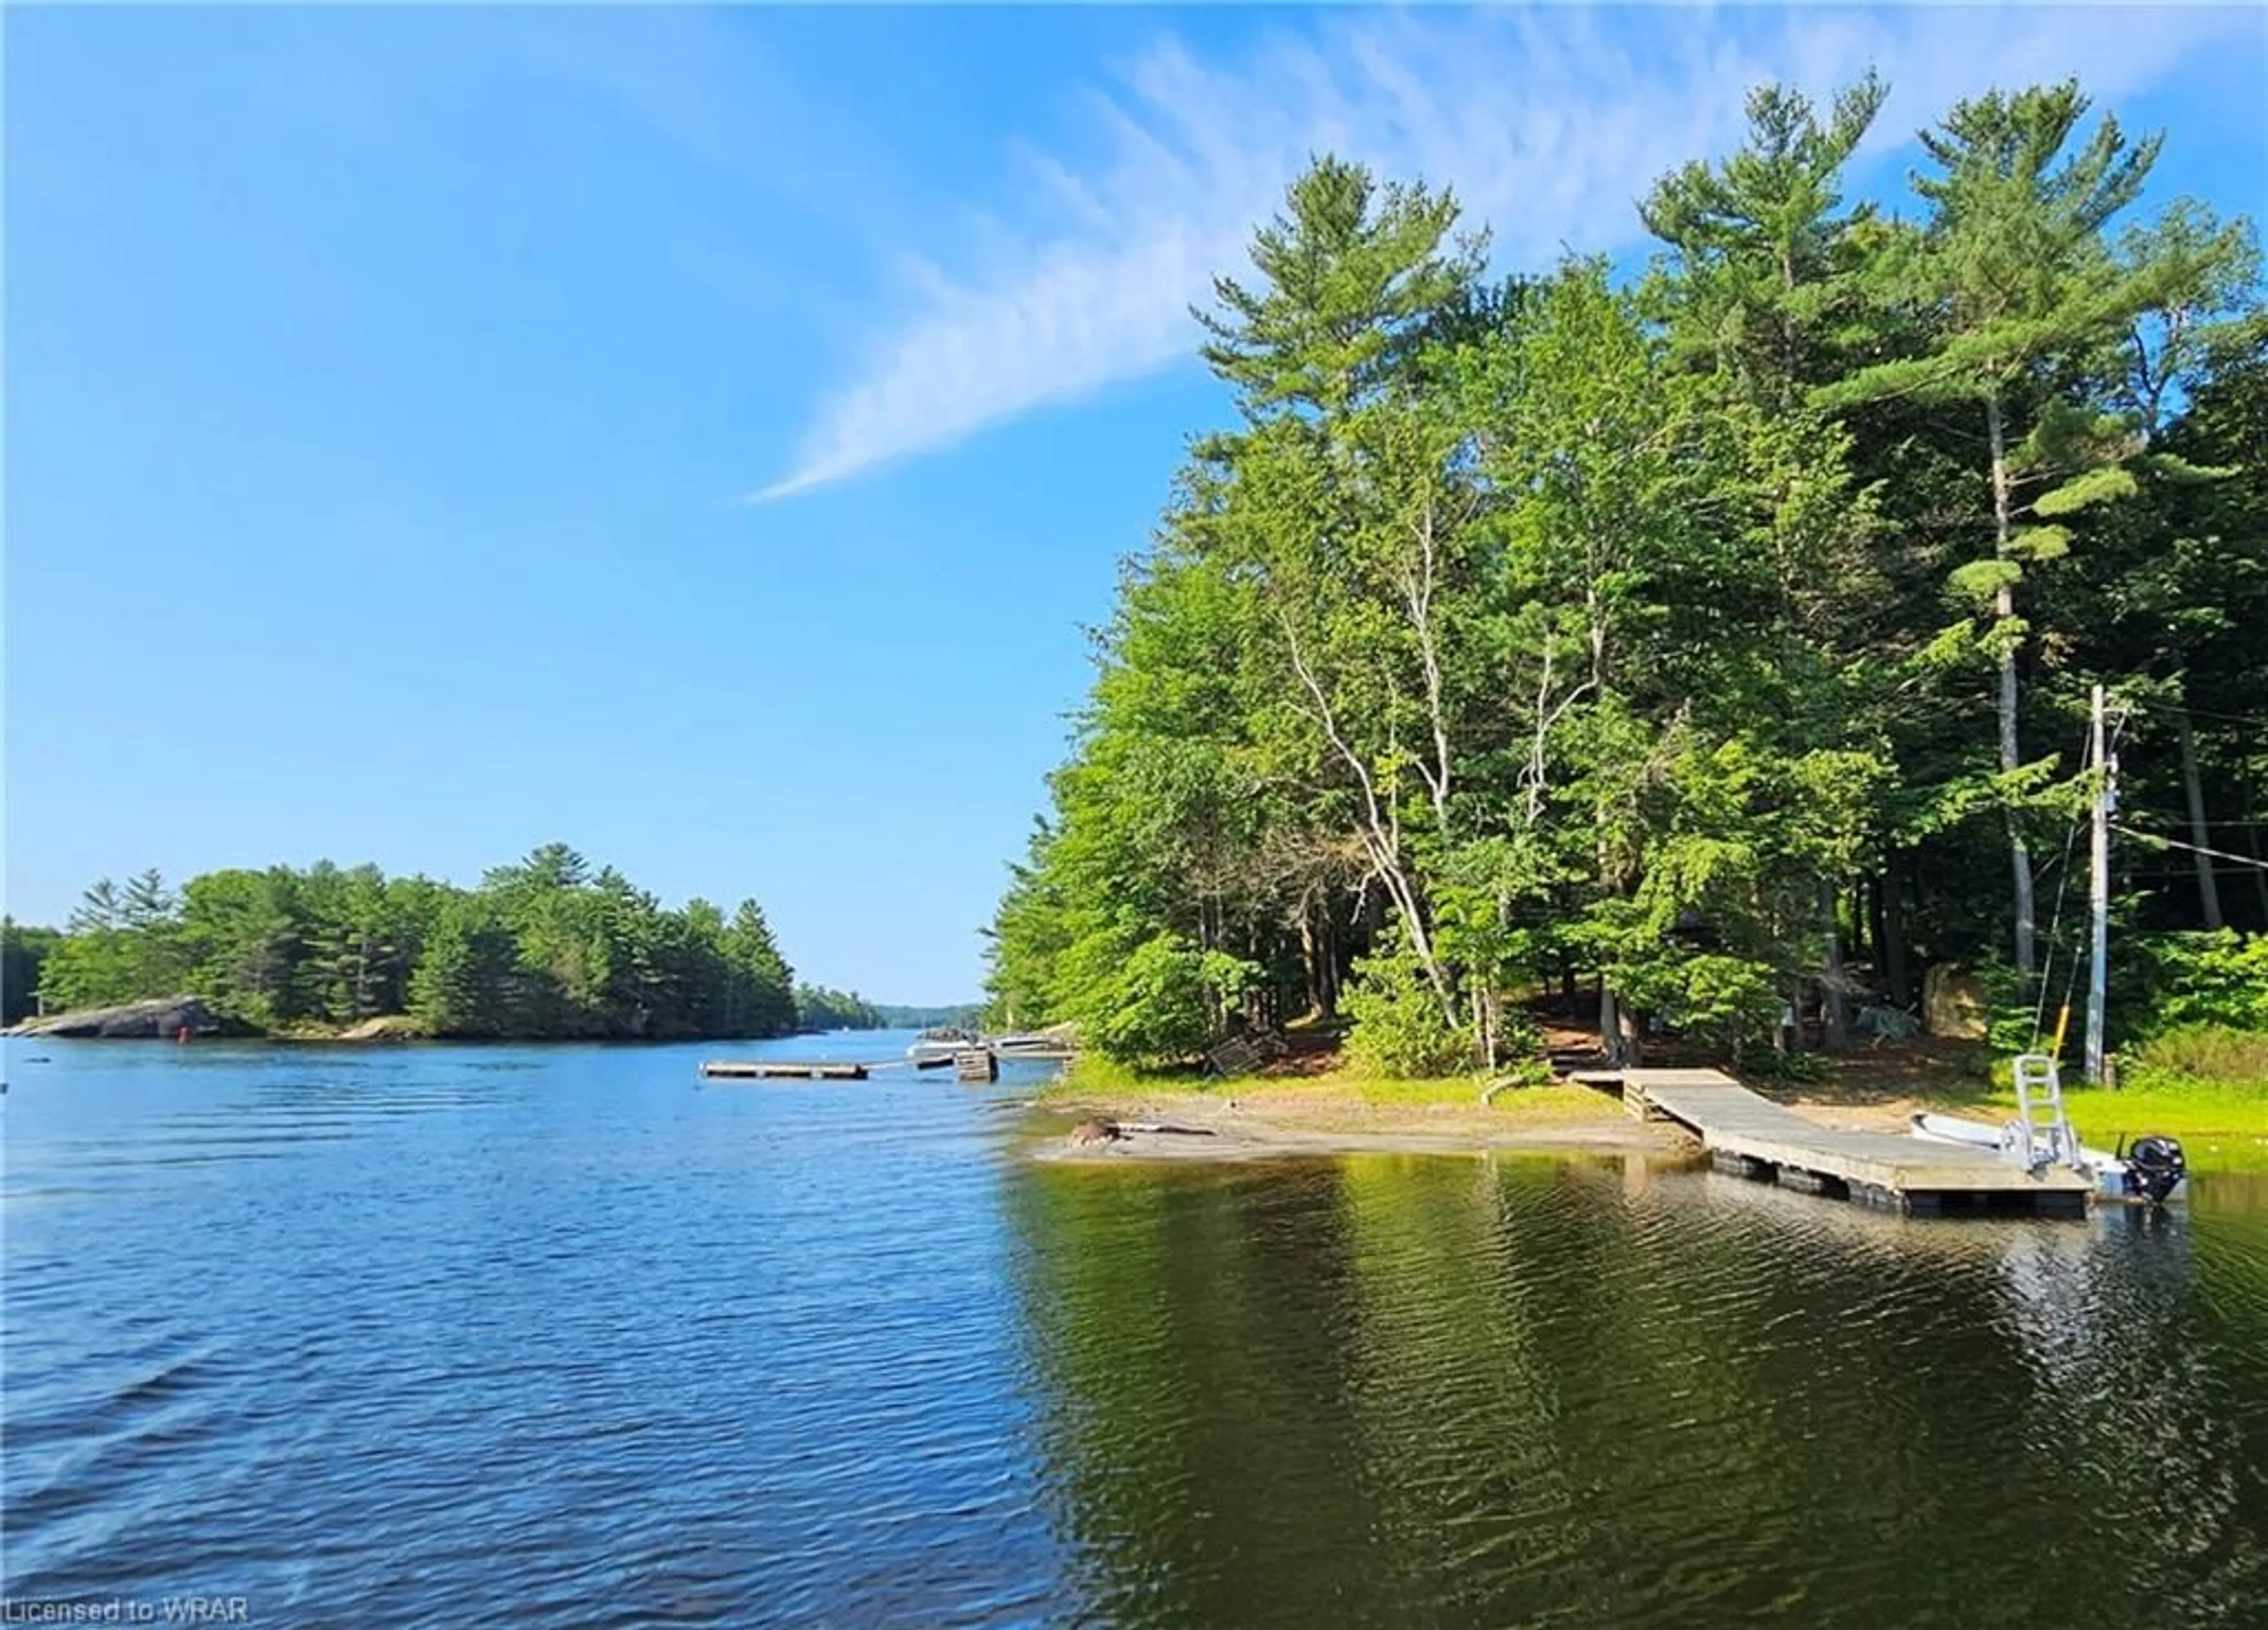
xmin=755 ymin=5 xmax=2251 ymax=501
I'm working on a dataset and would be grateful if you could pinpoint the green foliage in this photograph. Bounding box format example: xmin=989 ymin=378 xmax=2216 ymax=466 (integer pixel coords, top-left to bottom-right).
xmin=2033 ymin=465 xmax=2137 ymax=516
xmin=35 ymin=845 xmax=800 ymax=1042
xmin=796 ymin=985 xmax=884 ymax=1031
xmin=1195 ymin=154 xmax=1482 ymax=418
xmin=2008 ymin=524 xmax=2072 ymax=562
xmin=1973 ymin=960 xmax=2049 ymax=1058
xmin=406 ymin=896 xmax=514 ymax=1039
xmin=2122 ymin=1025 xmax=2268 ymax=1090
xmin=874 ymin=1002 xmax=984 ymax=1030
xmin=1071 ymin=934 xmax=1252 ymax=1071
xmin=2 ymin=918 xmax=63 ymax=1025
xmin=988 ymin=83 xmax=2267 ymax=1080
xmin=1622 ymin=954 xmax=1785 ymax=1055
xmin=1344 ymin=945 xmax=1477 ymax=1079
xmin=1640 ymin=71 xmax=1886 ymax=397
xmin=2122 ymin=931 xmax=2268 ymax=1034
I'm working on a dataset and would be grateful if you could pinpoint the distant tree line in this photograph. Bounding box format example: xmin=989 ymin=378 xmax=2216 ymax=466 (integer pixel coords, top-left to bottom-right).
xmin=986 ymin=75 xmax=2267 ymax=1073
xmin=14 ymin=843 xmax=803 ymax=1041
xmin=2 ymin=920 xmax=63 ymax=1026
xmin=794 ymin=984 xmax=884 ymax=1031
xmin=874 ymin=1002 xmax=985 ymax=1031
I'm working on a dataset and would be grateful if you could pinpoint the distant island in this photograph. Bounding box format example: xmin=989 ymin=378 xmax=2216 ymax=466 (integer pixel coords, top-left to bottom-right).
xmin=1 ymin=843 xmax=959 ymax=1044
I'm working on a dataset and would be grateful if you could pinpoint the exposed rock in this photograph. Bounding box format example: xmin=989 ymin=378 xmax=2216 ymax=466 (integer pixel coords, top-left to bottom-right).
xmin=6 ymin=996 xmax=240 ymax=1039
xmin=1922 ymin=964 xmax=1987 ymax=1040
xmin=337 ymin=1014 xmax=426 ymax=1043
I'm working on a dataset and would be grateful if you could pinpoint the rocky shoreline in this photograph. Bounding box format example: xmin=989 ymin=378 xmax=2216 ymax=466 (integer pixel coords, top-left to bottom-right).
xmin=4 ymin=995 xmax=245 ymax=1040
xmin=5 ymin=998 xmax=428 ymax=1043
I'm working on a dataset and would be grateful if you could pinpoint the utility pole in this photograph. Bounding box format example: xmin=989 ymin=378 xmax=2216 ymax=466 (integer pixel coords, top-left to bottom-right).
xmin=2084 ymin=683 xmax=2113 ymax=1086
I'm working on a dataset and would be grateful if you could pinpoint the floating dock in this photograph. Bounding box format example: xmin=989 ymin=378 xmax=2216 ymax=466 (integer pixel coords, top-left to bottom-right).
xmin=702 ymin=1034 xmax=1073 ymax=1086
xmin=1576 ymin=1068 xmax=2092 ymax=1217
xmin=701 ymin=1060 xmax=869 ymax=1081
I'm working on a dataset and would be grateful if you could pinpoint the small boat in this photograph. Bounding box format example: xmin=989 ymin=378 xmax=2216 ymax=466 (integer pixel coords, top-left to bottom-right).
xmin=907 ymin=1026 xmax=981 ymax=1065
xmin=1909 ymin=1108 xmax=2187 ymax=1205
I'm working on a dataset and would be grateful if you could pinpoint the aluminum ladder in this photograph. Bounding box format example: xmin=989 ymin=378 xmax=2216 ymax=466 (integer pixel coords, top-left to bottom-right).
xmin=2008 ymin=1054 xmax=2083 ymax=1173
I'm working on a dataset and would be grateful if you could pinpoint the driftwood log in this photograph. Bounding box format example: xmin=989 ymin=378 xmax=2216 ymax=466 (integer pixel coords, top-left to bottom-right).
xmin=1064 ymin=1117 xmax=1218 ymax=1147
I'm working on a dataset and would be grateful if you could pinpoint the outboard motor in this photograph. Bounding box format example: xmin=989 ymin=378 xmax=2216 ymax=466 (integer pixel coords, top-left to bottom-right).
xmin=2124 ymin=1135 xmax=2187 ymax=1205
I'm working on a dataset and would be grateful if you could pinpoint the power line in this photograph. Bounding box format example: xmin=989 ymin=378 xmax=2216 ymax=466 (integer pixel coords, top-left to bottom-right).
xmin=2164 ymin=703 xmax=2268 ymax=729
xmin=2115 ymin=826 xmax=2268 ymax=873
xmin=2031 ymin=716 xmax=2094 ymax=1046
xmin=2120 ymin=810 xmax=2267 ymax=831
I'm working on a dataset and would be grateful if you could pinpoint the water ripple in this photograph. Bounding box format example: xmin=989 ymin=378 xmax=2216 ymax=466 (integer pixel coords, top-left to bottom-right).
xmin=6 ymin=1044 xmax=2268 ymax=1625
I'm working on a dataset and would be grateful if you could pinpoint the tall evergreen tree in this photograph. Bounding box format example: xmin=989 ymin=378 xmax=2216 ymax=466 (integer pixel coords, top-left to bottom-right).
xmin=1817 ymin=80 xmax=2168 ymax=977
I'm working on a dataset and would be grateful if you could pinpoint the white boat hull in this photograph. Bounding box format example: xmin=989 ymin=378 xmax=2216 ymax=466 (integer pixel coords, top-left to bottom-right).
xmin=1911 ymin=1112 xmax=2009 ymax=1152
xmin=1908 ymin=1112 xmax=2185 ymax=1203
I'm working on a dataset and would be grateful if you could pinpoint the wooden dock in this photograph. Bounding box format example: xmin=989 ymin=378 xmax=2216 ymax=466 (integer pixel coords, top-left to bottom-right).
xmin=700 ymin=1033 xmax=1073 ymax=1087
xmin=1576 ymin=1068 xmax=2092 ymax=1217
xmin=701 ymin=1060 xmax=869 ymax=1081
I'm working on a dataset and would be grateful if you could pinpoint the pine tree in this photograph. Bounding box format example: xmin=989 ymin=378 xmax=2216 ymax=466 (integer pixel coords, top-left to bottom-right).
xmin=1818 ymin=80 xmax=2167 ymax=977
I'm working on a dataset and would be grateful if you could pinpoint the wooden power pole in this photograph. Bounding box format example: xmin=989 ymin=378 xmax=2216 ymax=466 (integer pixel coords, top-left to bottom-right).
xmin=2084 ymin=684 xmax=2113 ymax=1087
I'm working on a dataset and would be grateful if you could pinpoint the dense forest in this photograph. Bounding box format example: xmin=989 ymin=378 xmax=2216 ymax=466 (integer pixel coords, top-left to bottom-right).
xmin=784 ymin=990 xmax=984 ymax=1032
xmin=795 ymin=984 xmax=884 ymax=1031
xmin=7 ymin=844 xmax=803 ymax=1041
xmin=797 ymin=997 xmax=986 ymax=1031
xmin=985 ymin=76 xmax=2268 ymax=1075
xmin=875 ymin=1002 xmax=986 ymax=1031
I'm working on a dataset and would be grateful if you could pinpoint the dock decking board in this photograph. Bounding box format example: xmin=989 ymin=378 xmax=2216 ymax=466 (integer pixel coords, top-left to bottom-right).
xmin=1573 ymin=1068 xmax=2092 ymax=1214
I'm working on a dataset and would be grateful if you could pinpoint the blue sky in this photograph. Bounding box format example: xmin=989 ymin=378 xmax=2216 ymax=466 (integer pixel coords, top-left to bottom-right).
xmin=8 ymin=6 xmax=2264 ymax=1000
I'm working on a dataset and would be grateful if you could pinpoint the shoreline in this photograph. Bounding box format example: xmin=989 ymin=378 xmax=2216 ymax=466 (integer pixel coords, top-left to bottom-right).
xmin=1 ymin=1015 xmax=894 ymax=1047
xmin=1028 ymin=1081 xmax=1693 ymax=1162
xmin=1029 ymin=1077 xmax=2268 ymax=1169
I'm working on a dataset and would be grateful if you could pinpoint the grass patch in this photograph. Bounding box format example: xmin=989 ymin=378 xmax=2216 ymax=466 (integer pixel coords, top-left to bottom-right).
xmin=1939 ymin=1028 xmax=2268 ymax=1140
xmin=2029 ymin=1084 xmax=2268 ymax=1144
xmin=1937 ymin=1075 xmax=2268 ymax=1166
xmin=2058 ymin=1085 xmax=2268 ymax=1172
xmin=1042 ymin=1054 xmax=1167 ymax=1099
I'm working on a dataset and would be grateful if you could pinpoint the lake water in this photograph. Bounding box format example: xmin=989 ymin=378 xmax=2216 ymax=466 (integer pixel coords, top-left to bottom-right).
xmin=5 ymin=1034 xmax=2267 ymax=1626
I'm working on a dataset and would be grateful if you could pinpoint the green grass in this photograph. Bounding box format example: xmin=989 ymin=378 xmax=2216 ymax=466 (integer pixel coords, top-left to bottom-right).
xmin=1953 ymin=1026 xmax=2268 ymax=1143
xmin=2012 ymin=1083 xmax=2268 ymax=1142
xmin=1041 ymin=1054 xmax=1159 ymax=1099
xmin=1941 ymin=1075 xmax=2268 ymax=1169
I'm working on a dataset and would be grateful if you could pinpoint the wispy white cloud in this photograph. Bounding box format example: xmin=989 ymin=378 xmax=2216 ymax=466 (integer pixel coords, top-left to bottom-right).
xmin=755 ymin=5 xmax=2255 ymax=501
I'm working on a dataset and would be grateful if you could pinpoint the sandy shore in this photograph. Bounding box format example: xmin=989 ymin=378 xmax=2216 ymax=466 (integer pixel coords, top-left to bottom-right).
xmin=1028 ymin=1084 xmax=1695 ymax=1163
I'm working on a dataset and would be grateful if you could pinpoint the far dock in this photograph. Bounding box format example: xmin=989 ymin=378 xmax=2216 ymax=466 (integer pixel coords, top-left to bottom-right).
xmin=700 ymin=1033 xmax=1074 ymax=1085
xmin=1577 ymin=1068 xmax=2092 ymax=1217
xmin=702 ymin=1060 xmax=869 ymax=1081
